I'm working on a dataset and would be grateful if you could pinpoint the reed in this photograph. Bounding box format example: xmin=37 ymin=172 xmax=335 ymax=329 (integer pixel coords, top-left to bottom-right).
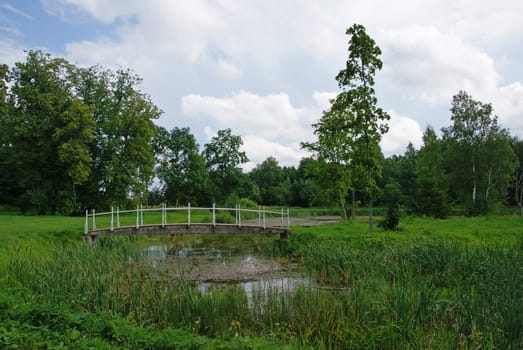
xmin=4 ymin=216 xmax=523 ymax=349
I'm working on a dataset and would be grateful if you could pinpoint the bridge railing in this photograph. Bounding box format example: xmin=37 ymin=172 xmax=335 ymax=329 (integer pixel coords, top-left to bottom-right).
xmin=84 ymin=203 xmax=290 ymax=234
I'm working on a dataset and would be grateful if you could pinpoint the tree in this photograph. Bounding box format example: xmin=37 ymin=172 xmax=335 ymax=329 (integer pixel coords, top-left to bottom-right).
xmin=380 ymin=143 xmax=418 ymax=213
xmin=302 ymin=24 xmax=390 ymax=229
xmin=250 ymin=156 xmax=287 ymax=205
xmin=415 ymin=126 xmax=448 ymax=218
xmin=155 ymin=127 xmax=208 ymax=205
xmin=379 ymin=182 xmax=402 ymax=231
xmin=442 ymin=91 xmax=516 ymax=214
xmin=0 ymin=51 xmax=161 ymax=213
xmin=0 ymin=64 xmax=22 ymax=205
xmin=512 ymin=139 xmax=523 ymax=216
xmin=302 ymin=107 xmax=354 ymax=219
xmin=74 ymin=66 xmax=161 ymax=209
xmin=53 ymin=98 xmax=95 ymax=213
xmin=203 ymin=128 xmax=248 ymax=204
xmin=6 ymin=51 xmax=96 ymax=214
xmin=289 ymin=158 xmax=324 ymax=207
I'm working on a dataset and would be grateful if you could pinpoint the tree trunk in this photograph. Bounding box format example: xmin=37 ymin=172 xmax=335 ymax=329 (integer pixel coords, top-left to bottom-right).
xmin=351 ymin=188 xmax=356 ymax=218
xmin=485 ymin=167 xmax=492 ymax=204
xmin=72 ymin=183 xmax=77 ymax=215
xmin=518 ymin=173 xmax=523 ymax=217
xmin=367 ymin=139 xmax=373 ymax=233
xmin=472 ymin=157 xmax=477 ymax=206
xmin=339 ymin=188 xmax=348 ymax=220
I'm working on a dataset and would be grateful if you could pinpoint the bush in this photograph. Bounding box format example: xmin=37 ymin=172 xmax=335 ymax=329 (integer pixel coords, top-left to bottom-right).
xmin=379 ymin=183 xmax=402 ymax=231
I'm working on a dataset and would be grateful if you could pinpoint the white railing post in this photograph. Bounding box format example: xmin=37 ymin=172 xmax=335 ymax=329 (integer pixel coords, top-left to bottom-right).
xmin=258 ymin=206 xmax=261 ymax=226
xmin=188 ymin=202 xmax=191 ymax=227
xmin=161 ymin=203 xmax=164 ymax=228
xmin=166 ymin=203 xmax=169 ymax=227
xmin=92 ymin=209 xmax=96 ymax=230
xmin=136 ymin=205 xmax=139 ymax=229
xmin=281 ymin=207 xmax=284 ymax=228
xmin=84 ymin=210 xmax=89 ymax=234
xmin=141 ymin=203 xmax=144 ymax=226
xmin=110 ymin=206 xmax=114 ymax=231
xmin=212 ymin=203 xmax=216 ymax=226
xmin=263 ymin=206 xmax=266 ymax=229
xmin=287 ymin=208 xmax=290 ymax=228
xmin=238 ymin=204 xmax=241 ymax=227
xmin=117 ymin=207 xmax=120 ymax=228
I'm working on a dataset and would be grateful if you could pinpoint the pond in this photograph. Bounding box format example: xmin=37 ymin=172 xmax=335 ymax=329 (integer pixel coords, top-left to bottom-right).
xmin=145 ymin=234 xmax=310 ymax=297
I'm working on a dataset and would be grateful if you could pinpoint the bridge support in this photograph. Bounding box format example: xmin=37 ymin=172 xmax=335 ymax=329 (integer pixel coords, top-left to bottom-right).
xmin=84 ymin=234 xmax=96 ymax=245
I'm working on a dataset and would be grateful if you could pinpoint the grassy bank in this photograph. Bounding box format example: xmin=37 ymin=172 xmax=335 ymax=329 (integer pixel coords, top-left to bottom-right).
xmin=1 ymin=213 xmax=523 ymax=349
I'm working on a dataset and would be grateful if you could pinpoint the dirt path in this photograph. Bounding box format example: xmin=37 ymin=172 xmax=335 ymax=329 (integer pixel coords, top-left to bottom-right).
xmin=243 ymin=215 xmax=341 ymax=227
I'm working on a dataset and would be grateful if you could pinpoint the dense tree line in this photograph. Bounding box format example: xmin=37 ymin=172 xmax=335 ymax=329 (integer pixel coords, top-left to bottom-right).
xmin=0 ymin=51 xmax=160 ymax=214
xmin=1 ymin=48 xmax=522 ymax=217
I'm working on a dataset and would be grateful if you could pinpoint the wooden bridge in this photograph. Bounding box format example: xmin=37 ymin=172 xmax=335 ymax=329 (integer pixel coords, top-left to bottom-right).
xmin=84 ymin=204 xmax=290 ymax=243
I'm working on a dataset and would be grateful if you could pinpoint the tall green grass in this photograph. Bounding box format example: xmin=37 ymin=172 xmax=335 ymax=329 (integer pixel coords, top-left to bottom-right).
xmin=3 ymin=213 xmax=523 ymax=348
xmin=289 ymin=235 xmax=523 ymax=349
xmin=7 ymin=233 xmax=523 ymax=349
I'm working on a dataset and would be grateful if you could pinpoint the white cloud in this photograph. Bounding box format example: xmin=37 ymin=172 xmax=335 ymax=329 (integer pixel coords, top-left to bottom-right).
xmin=216 ymin=58 xmax=242 ymax=79
xmin=381 ymin=25 xmax=500 ymax=106
xmin=241 ymin=135 xmax=309 ymax=171
xmin=4 ymin=0 xmax=523 ymax=161
xmin=312 ymin=91 xmax=337 ymax=111
xmin=181 ymin=91 xmax=327 ymax=168
xmin=1 ymin=3 xmax=33 ymax=20
xmin=494 ymin=82 xmax=523 ymax=138
xmin=380 ymin=111 xmax=423 ymax=155
xmin=0 ymin=39 xmax=26 ymax=66
xmin=181 ymin=91 xmax=316 ymax=143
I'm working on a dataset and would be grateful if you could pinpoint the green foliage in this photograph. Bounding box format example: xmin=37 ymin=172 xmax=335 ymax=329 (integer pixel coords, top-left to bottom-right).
xmin=289 ymin=158 xmax=331 ymax=207
xmin=155 ymin=127 xmax=209 ymax=206
xmin=75 ymin=66 xmax=161 ymax=209
xmin=443 ymin=91 xmax=517 ymax=215
xmin=512 ymin=139 xmax=523 ymax=215
xmin=415 ymin=126 xmax=448 ymax=218
xmin=379 ymin=182 xmax=402 ymax=230
xmin=238 ymin=197 xmax=257 ymax=208
xmin=0 ymin=292 xmax=294 ymax=350
xmin=2 ymin=51 xmax=96 ymax=214
xmin=302 ymin=24 xmax=390 ymax=230
xmin=0 ymin=51 xmax=161 ymax=214
xmin=250 ymin=157 xmax=290 ymax=205
xmin=204 ymin=128 xmax=248 ymax=204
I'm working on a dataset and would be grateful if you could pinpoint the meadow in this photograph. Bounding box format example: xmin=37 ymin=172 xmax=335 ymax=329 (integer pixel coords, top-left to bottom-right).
xmin=1 ymin=212 xmax=522 ymax=349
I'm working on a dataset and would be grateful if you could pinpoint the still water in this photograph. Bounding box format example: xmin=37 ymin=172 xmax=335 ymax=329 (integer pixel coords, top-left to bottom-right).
xmin=145 ymin=234 xmax=310 ymax=296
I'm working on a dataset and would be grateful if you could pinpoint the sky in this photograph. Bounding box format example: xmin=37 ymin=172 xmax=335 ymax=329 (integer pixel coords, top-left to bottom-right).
xmin=1 ymin=0 xmax=522 ymax=170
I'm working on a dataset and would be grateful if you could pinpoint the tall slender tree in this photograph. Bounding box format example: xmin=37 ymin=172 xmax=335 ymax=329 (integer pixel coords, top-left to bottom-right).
xmin=303 ymin=24 xmax=389 ymax=230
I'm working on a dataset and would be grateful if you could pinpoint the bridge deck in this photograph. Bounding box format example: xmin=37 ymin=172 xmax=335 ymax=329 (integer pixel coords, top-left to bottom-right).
xmin=84 ymin=223 xmax=289 ymax=243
